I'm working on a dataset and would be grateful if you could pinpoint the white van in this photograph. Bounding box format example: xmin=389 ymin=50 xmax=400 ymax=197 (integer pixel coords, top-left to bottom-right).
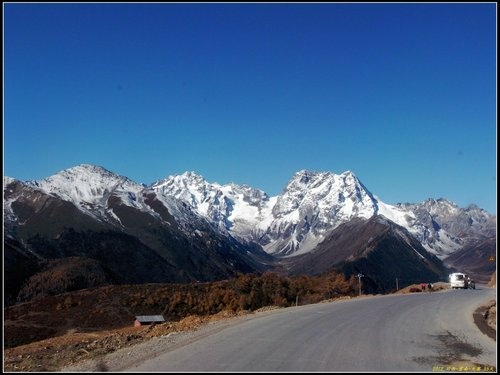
xmin=449 ymin=272 xmax=469 ymax=289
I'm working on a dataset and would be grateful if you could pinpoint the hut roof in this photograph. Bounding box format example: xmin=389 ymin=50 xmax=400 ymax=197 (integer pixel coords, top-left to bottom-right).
xmin=135 ymin=315 xmax=165 ymax=323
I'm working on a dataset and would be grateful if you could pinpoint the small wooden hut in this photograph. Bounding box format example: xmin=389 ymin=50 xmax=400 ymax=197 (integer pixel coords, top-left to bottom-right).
xmin=134 ymin=315 xmax=166 ymax=327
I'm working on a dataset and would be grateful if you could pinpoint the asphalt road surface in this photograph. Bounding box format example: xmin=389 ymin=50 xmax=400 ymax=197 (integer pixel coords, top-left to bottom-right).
xmin=126 ymin=287 xmax=496 ymax=372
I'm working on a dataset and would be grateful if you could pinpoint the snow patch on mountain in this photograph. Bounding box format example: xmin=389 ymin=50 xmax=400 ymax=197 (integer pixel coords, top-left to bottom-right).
xmin=27 ymin=164 xmax=144 ymax=209
xmin=395 ymin=198 xmax=495 ymax=258
xmin=152 ymin=171 xmax=272 ymax=240
xmin=22 ymin=165 xmax=175 ymax=227
xmin=377 ymin=200 xmax=419 ymax=233
xmin=3 ymin=176 xmax=16 ymax=187
xmin=257 ymin=170 xmax=382 ymax=256
xmin=3 ymin=177 xmax=19 ymax=223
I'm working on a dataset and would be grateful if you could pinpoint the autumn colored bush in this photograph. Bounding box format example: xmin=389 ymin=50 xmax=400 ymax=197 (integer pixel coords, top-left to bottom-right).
xmin=5 ymin=270 xmax=358 ymax=348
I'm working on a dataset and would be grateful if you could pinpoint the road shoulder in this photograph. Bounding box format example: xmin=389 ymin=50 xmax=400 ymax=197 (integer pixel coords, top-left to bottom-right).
xmin=473 ymin=299 xmax=496 ymax=341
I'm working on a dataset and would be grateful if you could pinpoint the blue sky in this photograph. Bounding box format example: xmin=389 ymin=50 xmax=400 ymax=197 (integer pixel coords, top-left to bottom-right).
xmin=4 ymin=3 xmax=497 ymax=214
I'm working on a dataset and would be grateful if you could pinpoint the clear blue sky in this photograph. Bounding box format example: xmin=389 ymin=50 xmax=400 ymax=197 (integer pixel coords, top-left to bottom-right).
xmin=4 ymin=3 xmax=497 ymax=214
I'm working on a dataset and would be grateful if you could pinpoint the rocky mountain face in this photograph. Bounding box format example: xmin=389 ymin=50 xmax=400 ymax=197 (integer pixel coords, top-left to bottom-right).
xmin=281 ymin=215 xmax=450 ymax=293
xmin=442 ymin=237 xmax=497 ymax=284
xmin=397 ymin=199 xmax=496 ymax=256
xmin=4 ymin=164 xmax=495 ymax=304
xmin=153 ymin=170 xmax=413 ymax=257
xmin=3 ymin=166 xmax=273 ymax=305
xmin=395 ymin=199 xmax=496 ymax=282
xmin=152 ymin=169 xmax=495 ymax=260
xmin=252 ymin=170 xmax=380 ymax=256
xmin=151 ymin=171 xmax=273 ymax=241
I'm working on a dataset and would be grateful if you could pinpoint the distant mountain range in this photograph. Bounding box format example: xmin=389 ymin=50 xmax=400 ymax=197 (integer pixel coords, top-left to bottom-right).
xmin=152 ymin=169 xmax=495 ymax=259
xmin=3 ymin=164 xmax=496 ymax=304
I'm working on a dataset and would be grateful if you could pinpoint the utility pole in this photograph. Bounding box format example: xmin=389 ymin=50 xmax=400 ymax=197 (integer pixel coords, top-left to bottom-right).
xmin=396 ymin=277 xmax=399 ymax=291
xmin=357 ymin=273 xmax=364 ymax=296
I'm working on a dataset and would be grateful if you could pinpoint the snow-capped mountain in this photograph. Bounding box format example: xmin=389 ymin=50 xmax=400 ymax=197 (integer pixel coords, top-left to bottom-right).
xmin=23 ymin=164 xmax=146 ymax=223
xmin=16 ymin=164 xmax=217 ymax=235
xmin=4 ymin=164 xmax=495 ymax=304
xmin=3 ymin=165 xmax=274 ymax=290
xmin=26 ymin=164 xmax=141 ymax=207
xmin=151 ymin=169 xmax=495 ymax=259
xmin=404 ymin=199 xmax=496 ymax=240
xmin=152 ymin=169 xmax=424 ymax=257
xmin=396 ymin=199 xmax=496 ymax=258
xmin=151 ymin=171 xmax=274 ymax=240
xmin=256 ymin=170 xmax=417 ymax=256
xmin=5 ymin=164 xmax=495 ymax=261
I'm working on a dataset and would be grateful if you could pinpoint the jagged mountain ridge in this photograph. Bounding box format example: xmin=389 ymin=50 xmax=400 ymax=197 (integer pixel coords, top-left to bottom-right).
xmin=3 ymin=166 xmax=275 ymax=305
xmin=397 ymin=199 xmax=496 ymax=255
xmin=151 ymin=168 xmax=495 ymax=259
xmin=4 ymin=164 xmax=496 ymax=299
xmin=5 ymin=164 xmax=495 ymax=261
xmin=152 ymin=169 xmax=415 ymax=257
xmin=151 ymin=171 xmax=274 ymax=240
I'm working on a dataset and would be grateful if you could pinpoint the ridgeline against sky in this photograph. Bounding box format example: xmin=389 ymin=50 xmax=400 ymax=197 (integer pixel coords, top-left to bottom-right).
xmin=3 ymin=3 xmax=496 ymax=214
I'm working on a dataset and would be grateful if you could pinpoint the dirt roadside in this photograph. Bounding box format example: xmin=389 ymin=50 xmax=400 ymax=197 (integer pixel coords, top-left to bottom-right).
xmin=473 ymin=299 xmax=496 ymax=341
xmin=4 ymin=307 xmax=280 ymax=372
xmin=4 ymin=293 xmax=496 ymax=372
xmin=62 ymin=296 xmax=499 ymax=373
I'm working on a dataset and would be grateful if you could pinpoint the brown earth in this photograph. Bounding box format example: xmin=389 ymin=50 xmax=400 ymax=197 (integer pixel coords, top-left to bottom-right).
xmin=473 ymin=299 xmax=496 ymax=341
xmin=3 ymin=309 xmax=254 ymax=372
xmin=393 ymin=281 xmax=450 ymax=294
xmin=2 ymin=272 xmax=356 ymax=371
xmin=4 ymin=272 xmax=357 ymax=349
xmin=3 ymin=282 xmax=495 ymax=372
xmin=487 ymin=271 xmax=496 ymax=287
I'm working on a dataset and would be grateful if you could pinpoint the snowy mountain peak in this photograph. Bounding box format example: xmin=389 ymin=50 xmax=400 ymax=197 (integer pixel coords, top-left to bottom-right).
xmin=277 ymin=170 xmax=376 ymax=216
xmin=27 ymin=164 xmax=143 ymax=208
xmin=59 ymin=164 xmax=119 ymax=179
xmin=178 ymin=170 xmax=208 ymax=183
xmin=151 ymin=169 xmax=389 ymax=256
xmin=290 ymin=169 xmax=329 ymax=183
xmin=3 ymin=176 xmax=16 ymax=187
xmin=39 ymin=164 xmax=122 ymax=182
xmin=421 ymin=198 xmax=459 ymax=213
xmin=152 ymin=171 xmax=213 ymax=192
xmin=287 ymin=169 xmax=360 ymax=190
xmin=182 ymin=170 xmax=203 ymax=177
xmin=291 ymin=169 xmax=316 ymax=184
xmin=151 ymin=171 xmax=272 ymax=237
xmin=152 ymin=172 xmax=212 ymax=209
xmin=258 ymin=169 xmax=382 ymax=255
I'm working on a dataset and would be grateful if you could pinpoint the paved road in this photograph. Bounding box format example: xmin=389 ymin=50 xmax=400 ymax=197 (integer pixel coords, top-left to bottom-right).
xmin=126 ymin=287 xmax=496 ymax=372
